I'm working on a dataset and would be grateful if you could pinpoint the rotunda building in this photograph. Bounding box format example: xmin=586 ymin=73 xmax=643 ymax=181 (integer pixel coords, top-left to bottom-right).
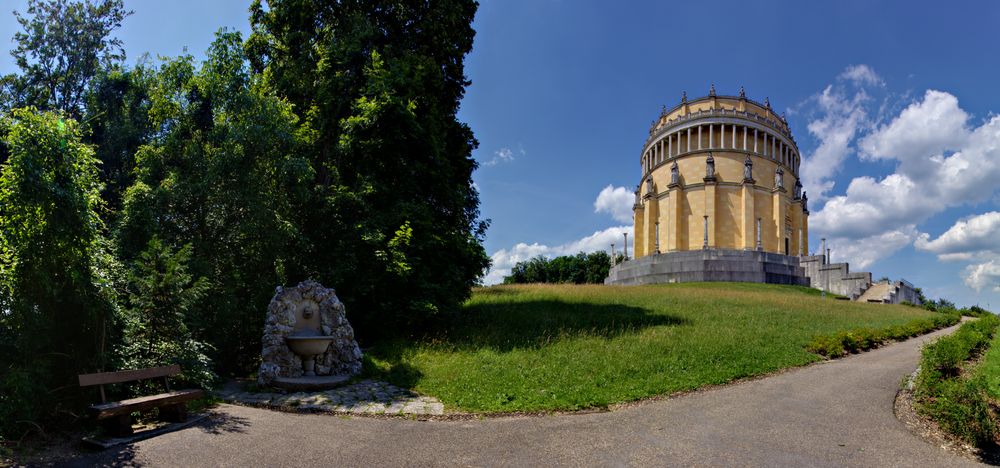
xmin=606 ymin=86 xmax=811 ymax=286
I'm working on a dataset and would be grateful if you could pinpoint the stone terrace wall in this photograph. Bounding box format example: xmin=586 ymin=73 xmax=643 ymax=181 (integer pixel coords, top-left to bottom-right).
xmin=798 ymin=255 xmax=872 ymax=300
xmin=893 ymin=280 xmax=923 ymax=305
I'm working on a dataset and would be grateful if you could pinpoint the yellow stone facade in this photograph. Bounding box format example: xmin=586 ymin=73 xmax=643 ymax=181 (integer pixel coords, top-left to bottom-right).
xmin=632 ymin=89 xmax=809 ymax=258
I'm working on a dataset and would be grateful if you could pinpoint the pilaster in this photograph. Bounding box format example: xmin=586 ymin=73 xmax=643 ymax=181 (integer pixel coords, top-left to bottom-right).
xmin=741 ymin=183 xmax=755 ymax=250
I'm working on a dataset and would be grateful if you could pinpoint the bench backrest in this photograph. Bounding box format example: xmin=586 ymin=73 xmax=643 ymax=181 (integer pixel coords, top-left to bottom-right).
xmin=78 ymin=365 xmax=181 ymax=387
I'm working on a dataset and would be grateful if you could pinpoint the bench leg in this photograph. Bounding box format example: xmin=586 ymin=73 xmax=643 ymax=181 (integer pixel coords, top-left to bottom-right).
xmin=159 ymin=403 xmax=188 ymax=423
xmin=104 ymin=414 xmax=134 ymax=437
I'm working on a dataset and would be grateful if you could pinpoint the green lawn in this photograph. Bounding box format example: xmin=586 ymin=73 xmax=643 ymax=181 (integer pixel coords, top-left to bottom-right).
xmin=365 ymin=282 xmax=945 ymax=413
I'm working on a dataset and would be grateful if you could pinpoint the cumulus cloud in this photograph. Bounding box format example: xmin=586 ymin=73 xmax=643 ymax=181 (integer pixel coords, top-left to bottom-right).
xmin=915 ymin=212 xmax=1000 ymax=259
xmin=858 ymin=90 xmax=970 ymax=167
xmin=594 ymin=185 xmax=634 ymax=223
xmin=915 ymin=212 xmax=1000 ymax=292
xmin=824 ymin=226 xmax=918 ymax=270
xmin=839 ymin=64 xmax=885 ymax=87
xmin=799 ymin=65 xmax=882 ymax=200
xmin=482 ymin=226 xmax=631 ymax=285
xmin=963 ymin=260 xmax=1000 ymax=292
xmin=812 ymin=91 xmax=1000 ymax=241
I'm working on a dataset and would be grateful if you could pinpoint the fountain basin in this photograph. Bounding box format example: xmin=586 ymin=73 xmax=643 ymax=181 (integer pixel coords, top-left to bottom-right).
xmin=285 ymin=335 xmax=335 ymax=377
xmin=285 ymin=335 xmax=335 ymax=356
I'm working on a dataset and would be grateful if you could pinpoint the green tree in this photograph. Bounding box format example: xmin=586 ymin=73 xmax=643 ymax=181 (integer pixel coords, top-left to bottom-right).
xmin=117 ymin=31 xmax=306 ymax=373
xmin=2 ymin=0 xmax=131 ymax=118
xmin=0 ymin=108 xmax=113 ymax=438
xmin=119 ymin=238 xmax=213 ymax=389
xmin=503 ymin=252 xmax=614 ymax=285
xmin=83 ymin=64 xmax=156 ymax=213
xmin=247 ymin=0 xmax=490 ymax=335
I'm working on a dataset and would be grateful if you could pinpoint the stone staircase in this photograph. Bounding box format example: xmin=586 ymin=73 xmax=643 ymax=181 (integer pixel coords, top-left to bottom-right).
xmin=855 ymin=281 xmax=896 ymax=303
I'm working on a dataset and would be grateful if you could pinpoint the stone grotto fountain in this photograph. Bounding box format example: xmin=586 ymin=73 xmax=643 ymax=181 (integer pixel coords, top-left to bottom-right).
xmin=258 ymin=280 xmax=363 ymax=390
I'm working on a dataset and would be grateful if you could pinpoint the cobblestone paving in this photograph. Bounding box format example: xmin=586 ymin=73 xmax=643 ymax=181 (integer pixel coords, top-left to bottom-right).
xmin=217 ymin=380 xmax=444 ymax=416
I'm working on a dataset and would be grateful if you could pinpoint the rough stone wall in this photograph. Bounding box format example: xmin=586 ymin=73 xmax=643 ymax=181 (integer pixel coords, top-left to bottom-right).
xmin=258 ymin=280 xmax=363 ymax=385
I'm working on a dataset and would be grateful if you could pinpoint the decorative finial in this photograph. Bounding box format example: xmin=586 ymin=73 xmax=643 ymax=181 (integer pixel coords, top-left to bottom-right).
xmin=739 ymin=86 xmax=746 ymax=99
xmin=661 ymin=104 xmax=667 ymax=115
xmin=764 ymin=97 xmax=771 ymax=108
xmin=709 ymin=83 xmax=716 ymax=96
xmin=781 ymin=111 xmax=786 ymax=121
xmin=681 ymin=91 xmax=687 ymax=103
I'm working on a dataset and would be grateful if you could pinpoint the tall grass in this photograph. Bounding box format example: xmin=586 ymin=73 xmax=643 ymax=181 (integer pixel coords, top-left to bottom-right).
xmin=366 ymin=283 xmax=947 ymax=413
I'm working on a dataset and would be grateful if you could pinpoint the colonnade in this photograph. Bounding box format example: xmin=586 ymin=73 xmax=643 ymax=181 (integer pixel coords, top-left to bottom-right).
xmin=641 ymin=122 xmax=800 ymax=177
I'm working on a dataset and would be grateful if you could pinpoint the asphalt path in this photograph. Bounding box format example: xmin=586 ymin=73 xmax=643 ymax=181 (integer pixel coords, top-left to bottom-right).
xmin=75 ymin=324 xmax=982 ymax=467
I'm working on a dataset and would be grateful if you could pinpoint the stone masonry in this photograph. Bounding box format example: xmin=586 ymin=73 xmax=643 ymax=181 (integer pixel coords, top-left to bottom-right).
xmin=258 ymin=280 xmax=363 ymax=385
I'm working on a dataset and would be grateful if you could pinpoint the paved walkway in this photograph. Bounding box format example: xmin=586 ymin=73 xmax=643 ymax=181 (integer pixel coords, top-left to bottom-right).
xmin=75 ymin=324 xmax=982 ymax=467
xmin=218 ymin=379 xmax=445 ymax=415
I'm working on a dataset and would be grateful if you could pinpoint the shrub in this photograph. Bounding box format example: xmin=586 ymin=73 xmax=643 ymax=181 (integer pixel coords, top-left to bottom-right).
xmin=913 ymin=315 xmax=1000 ymax=447
xmin=806 ymin=314 xmax=959 ymax=358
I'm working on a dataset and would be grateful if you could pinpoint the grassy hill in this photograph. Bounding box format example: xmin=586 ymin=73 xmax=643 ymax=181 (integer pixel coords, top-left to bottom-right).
xmin=365 ymin=282 xmax=951 ymax=413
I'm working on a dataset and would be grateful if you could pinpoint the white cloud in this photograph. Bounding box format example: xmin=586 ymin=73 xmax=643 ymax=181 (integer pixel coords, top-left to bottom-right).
xmin=799 ymin=65 xmax=882 ymax=200
xmin=812 ymin=91 xmax=1000 ymax=242
xmin=594 ymin=185 xmax=634 ymax=223
xmin=483 ymin=226 xmax=631 ymax=285
xmin=824 ymin=226 xmax=918 ymax=270
xmin=839 ymin=64 xmax=885 ymax=87
xmin=483 ymin=146 xmax=517 ymax=167
xmin=915 ymin=212 xmax=1000 ymax=292
xmin=858 ymin=90 xmax=969 ymax=167
xmin=915 ymin=212 xmax=1000 ymax=259
xmin=964 ymin=260 xmax=1000 ymax=292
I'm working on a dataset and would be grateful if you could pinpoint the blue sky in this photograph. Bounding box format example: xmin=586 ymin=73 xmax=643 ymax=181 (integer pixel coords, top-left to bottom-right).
xmin=1 ymin=1 xmax=999 ymax=308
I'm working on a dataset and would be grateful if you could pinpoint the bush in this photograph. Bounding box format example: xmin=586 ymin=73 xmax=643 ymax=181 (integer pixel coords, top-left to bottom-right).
xmin=918 ymin=315 xmax=998 ymax=386
xmin=807 ymin=313 xmax=959 ymax=358
xmin=913 ymin=314 xmax=1000 ymax=447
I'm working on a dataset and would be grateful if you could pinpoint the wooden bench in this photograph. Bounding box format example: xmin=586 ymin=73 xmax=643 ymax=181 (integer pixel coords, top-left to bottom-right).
xmin=78 ymin=365 xmax=204 ymax=436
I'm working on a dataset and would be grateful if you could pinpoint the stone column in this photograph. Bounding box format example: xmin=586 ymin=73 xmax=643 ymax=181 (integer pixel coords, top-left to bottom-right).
xmin=741 ymin=181 xmax=756 ymax=250
xmin=687 ymin=128 xmax=691 ymax=152
xmin=704 ymin=180 xmax=717 ymax=248
xmin=756 ymin=218 xmax=763 ymax=251
xmin=654 ymin=221 xmax=660 ymax=253
xmin=667 ymin=181 xmax=682 ymax=251
xmin=709 ymin=124 xmax=714 ymax=148
xmin=698 ymin=126 xmax=703 ymax=150
xmin=753 ymin=129 xmax=758 ymax=153
xmin=644 ymin=193 xmax=658 ymax=257
xmin=633 ymin=202 xmax=644 ymax=258
xmin=771 ymin=185 xmax=786 ymax=253
xmin=668 ymin=133 xmax=672 ymax=157
xmin=801 ymin=206 xmax=810 ymax=256
xmin=743 ymin=126 xmax=748 ymax=150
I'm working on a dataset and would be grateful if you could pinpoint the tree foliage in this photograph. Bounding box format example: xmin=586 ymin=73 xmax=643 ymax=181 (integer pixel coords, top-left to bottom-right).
xmin=2 ymin=0 xmax=131 ymax=118
xmin=0 ymin=108 xmax=113 ymax=437
xmin=247 ymin=0 xmax=490 ymax=335
xmin=504 ymin=252 xmax=616 ymax=285
xmin=118 ymin=238 xmax=214 ymax=389
xmin=116 ymin=30 xmax=306 ymax=373
xmin=0 ymin=0 xmax=490 ymax=439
